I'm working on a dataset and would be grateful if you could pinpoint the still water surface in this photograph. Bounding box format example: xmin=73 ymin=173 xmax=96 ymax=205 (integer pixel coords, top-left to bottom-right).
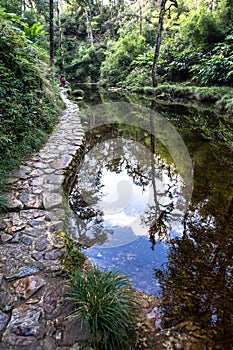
xmin=69 ymin=86 xmax=233 ymax=346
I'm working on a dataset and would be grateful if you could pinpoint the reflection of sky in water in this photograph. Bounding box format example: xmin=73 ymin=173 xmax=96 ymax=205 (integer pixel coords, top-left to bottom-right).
xmin=80 ymin=159 xmax=185 ymax=238
xmin=99 ymin=166 xmax=149 ymax=236
xmin=84 ymin=236 xmax=168 ymax=296
xmin=71 ymin=143 xmax=187 ymax=295
xmin=84 ymin=221 xmax=184 ymax=296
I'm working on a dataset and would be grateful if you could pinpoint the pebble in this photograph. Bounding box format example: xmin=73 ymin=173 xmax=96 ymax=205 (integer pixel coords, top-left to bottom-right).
xmin=21 ymin=236 xmax=34 ymax=245
xmin=2 ymin=304 xmax=43 ymax=344
xmin=35 ymin=237 xmax=49 ymax=251
xmin=0 ymin=310 xmax=10 ymax=331
xmin=44 ymin=248 xmax=66 ymax=260
xmin=31 ymin=252 xmax=43 ymax=261
xmin=1 ymin=233 xmax=13 ymax=242
xmin=13 ymin=276 xmax=46 ymax=299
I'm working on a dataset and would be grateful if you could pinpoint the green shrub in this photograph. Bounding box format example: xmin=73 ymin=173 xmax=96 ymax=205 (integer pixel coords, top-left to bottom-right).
xmin=72 ymin=89 xmax=85 ymax=97
xmin=180 ymin=8 xmax=225 ymax=50
xmin=100 ymin=32 xmax=146 ymax=86
xmin=158 ymin=47 xmax=204 ymax=82
xmin=66 ymin=266 xmax=137 ymax=350
xmin=190 ymin=35 xmax=233 ymax=86
xmin=122 ymin=67 xmax=150 ymax=87
xmin=66 ymin=44 xmax=106 ymax=84
xmin=0 ymin=8 xmax=62 ymax=212
xmin=216 ymin=91 xmax=233 ymax=114
xmin=65 ymin=240 xmax=86 ymax=273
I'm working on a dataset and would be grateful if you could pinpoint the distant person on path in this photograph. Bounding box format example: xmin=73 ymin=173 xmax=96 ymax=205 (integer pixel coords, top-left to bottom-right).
xmin=60 ymin=74 xmax=66 ymax=88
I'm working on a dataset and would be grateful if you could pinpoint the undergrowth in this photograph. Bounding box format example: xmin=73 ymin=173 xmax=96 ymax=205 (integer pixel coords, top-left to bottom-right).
xmin=129 ymin=84 xmax=233 ymax=113
xmin=66 ymin=265 xmax=138 ymax=350
xmin=0 ymin=9 xmax=63 ymax=213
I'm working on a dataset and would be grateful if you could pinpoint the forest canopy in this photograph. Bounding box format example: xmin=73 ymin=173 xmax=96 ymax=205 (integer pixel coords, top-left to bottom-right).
xmin=62 ymin=0 xmax=233 ymax=88
xmin=1 ymin=0 xmax=233 ymax=89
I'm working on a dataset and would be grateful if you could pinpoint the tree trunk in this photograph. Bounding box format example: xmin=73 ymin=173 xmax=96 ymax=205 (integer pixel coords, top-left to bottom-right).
xmin=49 ymin=0 xmax=54 ymax=66
xmin=85 ymin=8 xmax=94 ymax=47
xmin=151 ymin=0 xmax=166 ymax=87
xmin=139 ymin=2 xmax=142 ymax=35
xmin=152 ymin=0 xmax=178 ymax=87
xmin=57 ymin=1 xmax=65 ymax=74
xmin=21 ymin=0 xmax=26 ymax=14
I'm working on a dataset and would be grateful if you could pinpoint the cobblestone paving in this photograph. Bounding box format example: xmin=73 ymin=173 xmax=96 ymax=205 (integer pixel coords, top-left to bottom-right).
xmin=0 ymin=90 xmax=90 ymax=349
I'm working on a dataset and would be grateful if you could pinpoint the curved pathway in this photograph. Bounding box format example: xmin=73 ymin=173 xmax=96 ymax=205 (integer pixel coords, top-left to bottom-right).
xmin=0 ymin=90 xmax=89 ymax=349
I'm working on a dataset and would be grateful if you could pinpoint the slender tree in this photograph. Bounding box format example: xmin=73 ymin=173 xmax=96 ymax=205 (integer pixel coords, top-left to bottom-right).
xmin=49 ymin=0 xmax=54 ymax=66
xmin=85 ymin=6 xmax=94 ymax=46
xmin=152 ymin=0 xmax=178 ymax=87
xmin=57 ymin=0 xmax=65 ymax=73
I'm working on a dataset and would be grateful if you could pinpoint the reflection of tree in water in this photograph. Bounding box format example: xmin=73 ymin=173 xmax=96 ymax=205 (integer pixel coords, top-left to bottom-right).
xmin=69 ymin=122 xmax=185 ymax=247
xmin=145 ymin=203 xmax=174 ymax=249
xmin=154 ymin=149 xmax=233 ymax=347
xmin=69 ymin=165 xmax=111 ymax=246
xmin=71 ymin=217 xmax=112 ymax=248
xmin=143 ymin=165 xmax=185 ymax=250
xmin=140 ymin=103 xmax=189 ymax=249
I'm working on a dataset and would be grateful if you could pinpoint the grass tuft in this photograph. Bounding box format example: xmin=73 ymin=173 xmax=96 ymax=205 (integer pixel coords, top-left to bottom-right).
xmin=66 ymin=266 xmax=137 ymax=350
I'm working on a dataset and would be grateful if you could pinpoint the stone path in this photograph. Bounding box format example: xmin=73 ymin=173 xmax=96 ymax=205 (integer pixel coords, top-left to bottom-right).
xmin=0 ymin=90 xmax=90 ymax=349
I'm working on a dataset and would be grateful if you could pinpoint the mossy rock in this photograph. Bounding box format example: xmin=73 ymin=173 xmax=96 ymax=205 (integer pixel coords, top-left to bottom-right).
xmin=72 ymin=89 xmax=85 ymax=97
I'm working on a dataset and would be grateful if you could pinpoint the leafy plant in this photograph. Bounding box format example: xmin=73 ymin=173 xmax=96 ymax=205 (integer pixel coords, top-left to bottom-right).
xmin=158 ymin=46 xmax=204 ymax=82
xmin=180 ymin=8 xmax=225 ymax=50
xmin=66 ymin=266 xmax=137 ymax=350
xmin=24 ymin=23 xmax=46 ymax=44
xmin=66 ymin=44 xmax=106 ymax=84
xmin=190 ymin=36 xmax=233 ymax=86
xmin=61 ymin=233 xmax=86 ymax=273
xmin=0 ymin=8 xmax=62 ymax=212
xmin=100 ymin=31 xmax=146 ymax=86
xmin=131 ymin=52 xmax=153 ymax=70
xmin=190 ymin=55 xmax=233 ymax=86
xmin=216 ymin=90 xmax=233 ymax=114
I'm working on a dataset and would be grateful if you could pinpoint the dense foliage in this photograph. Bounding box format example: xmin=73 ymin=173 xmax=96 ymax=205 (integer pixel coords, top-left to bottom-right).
xmin=52 ymin=0 xmax=233 ymax=91
xmin=100 ymin=31 xmax=147 ymax=85
xmin=0 ymin=7 xmax=61 ymax=209
xmin=0 ymin=2 xmax=232 ymax=348
xmin=1 ymin=1 xmax=233 ymax=90
xmin=66 ymin=44 xmax=106 ymax=83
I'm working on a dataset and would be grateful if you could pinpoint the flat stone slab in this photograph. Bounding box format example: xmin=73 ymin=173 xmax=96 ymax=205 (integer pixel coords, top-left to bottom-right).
xmin=2 ymin=304 xmax=43 ymax=345
xmin=13 ymin=276 xmax=46 ymax=299
xmin=42 ymin=192 xmax=65 ymax=210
